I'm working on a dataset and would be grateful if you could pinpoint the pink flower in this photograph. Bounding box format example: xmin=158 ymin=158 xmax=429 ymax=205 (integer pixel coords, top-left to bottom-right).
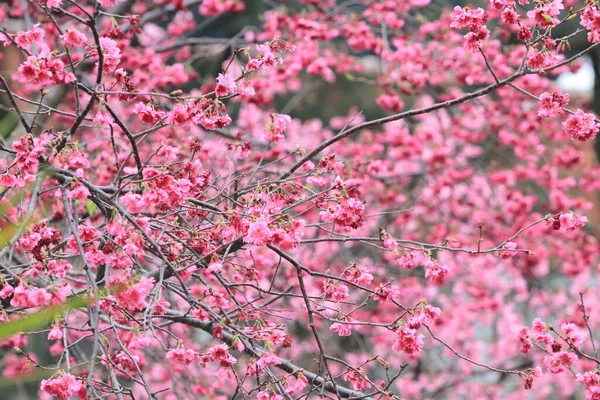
xmin=325 ymin=284 xmax=349 ymax=301
xmin=397 ymin=252 xmax=418 ymax=270
xmin=563 ymin=110 xmax=600 ymax=142
xmin=99 ymin=37 xmax=121 ymax=73
xmin=133 ymin=102 xmax=165 ymax=125
xmin=393 ymin=326 xmax=424 ymax=355
xmin=538 ymin=91 xmax=569 ymax=117
xmin=244 ymin=218 xmax=272 ymax=246
xmin=108 ymin=275 xmax=155 ymax=311
xmin=523 ymin=367 xmax=543 ymax=390
xmin=98 ymin=0 xmax=121 ymax=9
xmin=128 ymin=335 xmax=151 ymax=350
xmin=3 ymin=354 xmax=36 ymax=380
xmin=258 ymin=390 xmax=283 ymax=400
xmin=562 ymin=322 xmax=585 ymax=348
xmin=10 ymin=284 xmax=52 ymax=308
xmin=199 ymin=0 xmax=226 ymax=16
xmin=450 ymin=6 xmax=488 ymax=30
xmin=285 ymin=373 xmax=308 ymax=396
xmin=46 ymin=0 xmax=63 ymax=8
xmin=527 ymin=51 xmax=561 ymax=69
xmin=411 ymin=304 xmax=442 ymax=327
xmin=208 ymin=344 xmax=230 ymax=361
xmin=46 ymin=260 xmax=71 ymax=279
xmin=256 ymin=352 xmax=279 ymax=368
xmin=544 ymin=351 xmax=577 ymax=374
xmin=343 ymin=368 xmax=371 ymax=391
xmin=532 ymin=318 xmax=553 ymax=345
xmin=93 ymin=109 xmax=114 ymax=125
xmin=373 ymin=284 xmax=399 ymax=302
xmin=577 ymin=371 xmax=600 ymax=390
xmin=501 ymin=9 xmax=519 ymax=25
xmin=532 ymin=318 xmax=547 ymax=334
xmin=49 ymin=284 xmax=71 ymax=306
xmin=582 ymin=6 xmax=600 ymax=43
xmin=68 ymin=182 xmax=90 ymax=201
xmin=246 ymin=58 xmax=261 ymax=71
xmin=0 ymin=173 xmax=17 ymax=187
xmin=0 ymin=284 xmax=14 ymax=299
xmin=343 ymin=265 xmax=374 ymax=285
xmin=320 ymin=197 xmax=366 ymax=230
xmin=40 ymin=373 xmax=85 ymax=400
xmin=383 ymin=236 xmax=398 ymax=249
xmin=207 ymin=262 xmax=223 ymax=273
xmin=15 ymin=25 xmax=45 ymax=49
xmin=464 ymin=26 xmax=490 ymax=51
xmin=48 ymin=326 xmax=63 ymax=341
xmin=377 ymin=94 xmax=404 ymax=112
xmin=166 ymin=347 xmax=200 ymax=365
xmin=330 ymin=322 xmax=352 ymax=336
xmin=527 ymin=2 xmax=563 ymax=28
xmin=60 ymin=28 xmax=86 ymax=48
xmin=19 ymin=231 xmax=42 ymax=251
xmin=270 ymin=219 xmax=305 ymax=250
xmin=255 ymin=44 xmax=280 ymax=69
xmin=499 ymin=241 xmax=517 ymax=259
xmin=17 ymin=55 xmax=76 ymax=87
xmin=423 ymin=259 xmax=449 ymax=284
xmin=216 ymin=72 xmax=237 ymax=97
xmin=518 ymin=327 xmax=533 ymax=353
xmin=264 ymin=114 xmax=292 ymax=142
xmin=306 ymin=58 xmax=335 ymax=82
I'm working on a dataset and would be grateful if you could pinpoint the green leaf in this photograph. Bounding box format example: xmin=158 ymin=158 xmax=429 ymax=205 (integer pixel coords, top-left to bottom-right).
xmin=0 ymin=294 xmax=91 ymax=340
xmin=566 ymin=13 xmax=578 ymax=21
xmin=0 ymin=113 xmax=18 ymax=140
xmin=0 ymin=222 xmax=17 ymax=249
xmin=85 ymin=200 xmax=98 ymax=217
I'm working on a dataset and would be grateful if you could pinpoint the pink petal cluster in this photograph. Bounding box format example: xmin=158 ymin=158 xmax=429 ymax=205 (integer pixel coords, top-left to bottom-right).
xmin=15 ymin=24 xmax=45 ymax=49
xmin=392 ymin=326 xmax=425 ymax=355
xmin=98 ymin=37 xmax=122 ymax=73
xmin=264 ymin=113 xmax=292 ymax=142
xmin=200 ymin=0 xmax=245 ymax=16
xmin=40 ymin=373 xmax=86 ymax=400
xmin=319 ymin=197 xmax=366 ymax=230
xmin=17 ymin=54 xmax=76 ymax=87
xmin=108 ymin=275 xmax=155 ymax=311
xmin=450 ymin=6 xmax=490 ymax=50
xmin=166 ymin=347 xmax=200 ymax=365
xmin=60 ymin=28 xmax=86 ymax=48
xmin=538 ymin=91 xmax=569 ymax=118
xmin=563 ymin=110 xmax=600 ymax=142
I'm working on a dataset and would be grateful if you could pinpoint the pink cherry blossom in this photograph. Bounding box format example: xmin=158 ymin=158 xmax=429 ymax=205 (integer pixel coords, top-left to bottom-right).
xmin=0 ymin=2 xmax=599 ymax=399
xmin=40 ymin=373 xmax=85 ymax=400
xmin=166 ymin=347 xmax=200 ymax=365
xmin=393 ymin=326 xmax=424 ymax=355
xmin=563 ymin=109 xmax=600 ymax=141
xmin=538 ymin=91 xmax=569 ymax=117
xmin=60 ymin=28 xmax=86 ymax=48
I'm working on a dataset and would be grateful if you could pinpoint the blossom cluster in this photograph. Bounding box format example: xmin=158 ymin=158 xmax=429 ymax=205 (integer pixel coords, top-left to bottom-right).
xmin=0 ymin=0 xmax=599 ymax=399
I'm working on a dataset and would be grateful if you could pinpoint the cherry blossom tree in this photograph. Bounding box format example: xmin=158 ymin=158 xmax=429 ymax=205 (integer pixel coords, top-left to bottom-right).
xmin=1 ymin=0 xmax=600 ymax=399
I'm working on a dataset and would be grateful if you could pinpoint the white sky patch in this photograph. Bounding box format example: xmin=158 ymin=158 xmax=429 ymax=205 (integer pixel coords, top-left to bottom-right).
xmin=556 ymin=56 xmax=595 ymax=93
